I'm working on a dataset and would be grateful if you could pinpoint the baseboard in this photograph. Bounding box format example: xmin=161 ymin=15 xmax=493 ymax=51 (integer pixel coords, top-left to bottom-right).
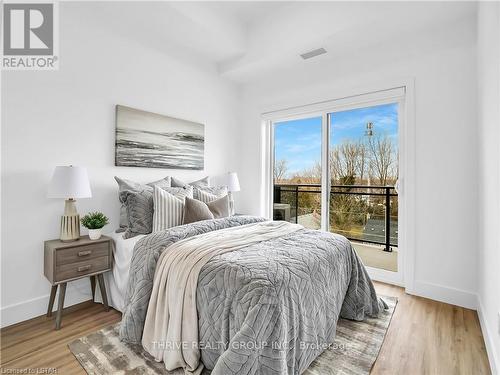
xmin=410 ymin=280 xmax=477 ymax=310
xmin=366 ymin=267 xmax=405 ymax=287
xmin=477 ymin=297 xmax=499 ymax=375
xmin=1 ymin=282 xmax=92 ymax=328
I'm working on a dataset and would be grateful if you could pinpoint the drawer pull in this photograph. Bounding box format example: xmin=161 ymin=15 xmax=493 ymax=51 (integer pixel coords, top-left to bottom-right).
xmin=78 ymin=265 xmax=91 ymax=272
xmin=78 ymin=250 xmax=92 ymax=257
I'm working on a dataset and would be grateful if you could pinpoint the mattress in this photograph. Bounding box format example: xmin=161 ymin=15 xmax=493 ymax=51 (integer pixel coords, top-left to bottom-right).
xmin=104 ymin=231 xmax=144 ymax=312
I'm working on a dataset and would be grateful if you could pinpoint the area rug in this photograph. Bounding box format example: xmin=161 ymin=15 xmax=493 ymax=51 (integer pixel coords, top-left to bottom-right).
xmin=69 ymin=296 xmax=397 ymax=375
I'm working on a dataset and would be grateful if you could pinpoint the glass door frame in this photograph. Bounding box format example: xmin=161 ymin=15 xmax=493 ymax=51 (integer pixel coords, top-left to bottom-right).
xmin=269 ymin=111 xmax=327 ymax=230
xmin=264 ymin=86 xmax=410 ymax=287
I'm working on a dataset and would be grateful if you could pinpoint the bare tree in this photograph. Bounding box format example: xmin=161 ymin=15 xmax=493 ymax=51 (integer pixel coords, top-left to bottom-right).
xmin=329 ymin=140 xmax=367 ymax=184
xmin=367 ymin=134 xmax=396 ymax=185
xmin=274 ymin=159 xmax=288 ymax=182
xmin=357 ymin=141 xmax=367 ymax=182
xmin=294 ymin=161 xmax=321 ymax=183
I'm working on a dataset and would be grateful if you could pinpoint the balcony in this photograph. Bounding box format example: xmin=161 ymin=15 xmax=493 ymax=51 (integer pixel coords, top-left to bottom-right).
xmin=273 ymin=183 xmax=398 ymax=272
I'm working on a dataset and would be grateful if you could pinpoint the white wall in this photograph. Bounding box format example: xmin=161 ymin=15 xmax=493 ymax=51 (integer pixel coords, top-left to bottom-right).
xmin=0 ymin=3 xmax=241 ymax=327
xmin=477 ymin=2 xmax=500 ymax=373
xmin=238 ymin=17 xmax=479 ymax=308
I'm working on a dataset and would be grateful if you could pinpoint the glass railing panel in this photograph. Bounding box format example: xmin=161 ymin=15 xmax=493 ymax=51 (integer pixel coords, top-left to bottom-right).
xmin=329 ymin=191 xmax=373 ymax=243
xmin=273 ymin=185 xmax=321 ymax=230
xmin=296 ymin=187 xmax=321 ymax=230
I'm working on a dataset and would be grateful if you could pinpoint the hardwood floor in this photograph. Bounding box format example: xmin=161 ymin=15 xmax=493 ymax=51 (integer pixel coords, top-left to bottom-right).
xmin=0 ymin=282 xmax=491 ymax=374
xmin=0 ymin=301 xmax=121 ymax=374
xmin=372 ymin=282 xmax=491 ymax=375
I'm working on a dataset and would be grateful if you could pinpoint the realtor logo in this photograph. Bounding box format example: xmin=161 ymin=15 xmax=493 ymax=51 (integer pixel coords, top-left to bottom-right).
xmin=2 ymin=1 xmax=59 ymax=70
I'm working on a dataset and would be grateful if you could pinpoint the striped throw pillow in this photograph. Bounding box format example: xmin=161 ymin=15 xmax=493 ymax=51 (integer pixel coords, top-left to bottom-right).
xmin=152 ymin=186 xmax=193 ymax=232
xmin=194 ymin=186 xmax=228 ymax=203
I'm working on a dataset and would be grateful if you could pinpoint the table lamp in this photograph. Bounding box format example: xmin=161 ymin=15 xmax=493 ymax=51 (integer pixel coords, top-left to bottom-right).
xmin=224 ymin=172 xmax=240 ymax=215
xmin=47 ymin=166 xmax=92 ymax=242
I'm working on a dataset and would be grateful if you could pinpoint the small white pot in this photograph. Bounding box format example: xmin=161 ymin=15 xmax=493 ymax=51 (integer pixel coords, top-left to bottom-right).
xmin=88 ymin=229 xmax=102 ymax=240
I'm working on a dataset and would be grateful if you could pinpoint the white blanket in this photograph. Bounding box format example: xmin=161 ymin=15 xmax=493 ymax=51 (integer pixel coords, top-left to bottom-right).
xmin=142 ymin=221 xmax=302 ymax=374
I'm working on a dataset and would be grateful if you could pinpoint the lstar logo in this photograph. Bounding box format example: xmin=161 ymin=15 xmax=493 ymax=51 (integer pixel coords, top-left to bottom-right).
xmin=2 ymin=1 xmax=59 ymax=70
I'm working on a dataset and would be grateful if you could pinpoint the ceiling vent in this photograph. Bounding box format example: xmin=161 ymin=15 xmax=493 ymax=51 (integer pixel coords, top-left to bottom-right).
xmin=300 ymin=48 xmax=327 ymax=60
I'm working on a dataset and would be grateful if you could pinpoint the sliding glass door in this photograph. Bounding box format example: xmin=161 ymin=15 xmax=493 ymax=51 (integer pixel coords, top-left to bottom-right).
xmin=329 ymin=103 xmax=399 ymax=273
xmin=271 ymin=96 xmax=401 ymax=277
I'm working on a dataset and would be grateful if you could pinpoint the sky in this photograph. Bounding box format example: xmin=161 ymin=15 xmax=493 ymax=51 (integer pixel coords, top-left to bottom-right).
xmin=274 ymin=103 xmax=399 ymax=176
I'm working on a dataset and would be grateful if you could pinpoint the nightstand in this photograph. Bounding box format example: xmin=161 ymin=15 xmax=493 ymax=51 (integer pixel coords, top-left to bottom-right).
xmin=44 ymin=235 xmax=113 ymax=329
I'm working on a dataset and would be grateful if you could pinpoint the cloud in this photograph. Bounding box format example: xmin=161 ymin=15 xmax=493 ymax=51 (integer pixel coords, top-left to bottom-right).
xmin=331 ymin=103 xmax=398 ymax=132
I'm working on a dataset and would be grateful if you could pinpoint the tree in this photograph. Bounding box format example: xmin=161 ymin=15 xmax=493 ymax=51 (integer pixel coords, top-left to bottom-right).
xmin=274 ymin=159 xmax=288 ymax=182
xmin=357 ymin=140 xmax=367 ymax=182
xmin=367 ymin=134 xmax=396 ymax=185
xmin=293 ymin=162 xmax=321 ymax=183
xmin=329 ymin=140 xmax=367 ymax=184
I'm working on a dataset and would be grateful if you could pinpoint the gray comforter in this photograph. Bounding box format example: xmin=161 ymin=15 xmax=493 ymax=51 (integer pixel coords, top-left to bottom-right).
xmin=120 ymin=215 xmax=386 ymax=374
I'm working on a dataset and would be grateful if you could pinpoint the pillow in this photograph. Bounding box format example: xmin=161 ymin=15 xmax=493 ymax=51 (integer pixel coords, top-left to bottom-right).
xmin=183 ymin=196 xmax=230 ymax=224
xmin=171 ymin=176 xmax=209 ymax=188
xmin=121 ymin=186 xmax=191 ymax=239
xmin=120 ymin=189 xmax=153 ymax=239
xmin=152 ymin=186 xmax=194 ymax=232
xmin=114 ymin=176 xmax=171 ymax=232
xmin=194 ymin=186 xmax=228 ymax=203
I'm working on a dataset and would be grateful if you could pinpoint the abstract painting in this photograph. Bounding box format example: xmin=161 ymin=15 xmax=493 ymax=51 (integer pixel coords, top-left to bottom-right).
xmin=115 ymin=105 xmax=204 ymax=170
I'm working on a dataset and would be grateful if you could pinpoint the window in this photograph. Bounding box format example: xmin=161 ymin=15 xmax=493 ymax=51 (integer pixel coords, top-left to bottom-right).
xmin=270 ymin=89 xmax=403 ymax=274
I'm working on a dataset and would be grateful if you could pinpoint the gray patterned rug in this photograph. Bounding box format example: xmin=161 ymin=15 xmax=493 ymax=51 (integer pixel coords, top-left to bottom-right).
xmin=69 ymin=296 xmax=396 ymax=375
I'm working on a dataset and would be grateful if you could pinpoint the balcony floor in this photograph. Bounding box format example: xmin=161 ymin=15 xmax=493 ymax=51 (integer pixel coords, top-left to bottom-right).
xmin=284 ymin=213 xmax=398 ymax=272
xmin=352 ymin=242 xmax=398 ymax=272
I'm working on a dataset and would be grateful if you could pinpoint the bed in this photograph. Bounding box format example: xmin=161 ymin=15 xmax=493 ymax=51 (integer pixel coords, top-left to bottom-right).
xmin=113 ymin=215 xmax=386 ymax=375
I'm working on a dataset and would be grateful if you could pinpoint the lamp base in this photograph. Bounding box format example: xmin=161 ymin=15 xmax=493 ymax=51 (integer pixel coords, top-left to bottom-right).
xmin=228 ymin=191 xmax=235 ymax=216
xmin=60 ymin=199 xmax=80 ymax=242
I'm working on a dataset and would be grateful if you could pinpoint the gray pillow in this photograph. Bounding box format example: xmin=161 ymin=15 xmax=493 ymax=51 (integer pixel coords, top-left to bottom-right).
xmin=121 ymin=186 xmax=190 ymax=239
xmin=194 ymin=186 xmax=228 ymax=203
xmin=120 ymin=189 xmax=153 ymax=239
xmin=114 ymin=176 xmax=171 ymax=232
xmin=171 ymin=176 xmax=209 ymax=188
xmin=183 ymin=195 xmax=230 ymax=225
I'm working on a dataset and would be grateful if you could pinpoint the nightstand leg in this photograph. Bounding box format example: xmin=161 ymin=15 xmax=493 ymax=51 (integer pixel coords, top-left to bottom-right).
xmin=97 ymin=274 xmax=109 ymax=312
xmin=90 ymin=275 xmax=96 ymax=302
xmin=47 ymin=285 xmax=58 ymax=317
xmin=55 ymin=283 xmax=67 ymax=330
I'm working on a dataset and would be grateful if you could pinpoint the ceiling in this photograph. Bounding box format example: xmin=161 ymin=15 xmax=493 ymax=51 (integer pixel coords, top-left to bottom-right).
xmin=197 ymin=1 xmax=286 ymax=28
xmin=78 ymin=1 xmax=477 ymax=84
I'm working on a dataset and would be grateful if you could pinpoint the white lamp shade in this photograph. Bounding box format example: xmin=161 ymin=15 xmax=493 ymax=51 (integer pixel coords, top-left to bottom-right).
xmin=225 ymin=172 xmax=240 ymax=192
xmin=47 ymin=166 xmax=92 ymax=199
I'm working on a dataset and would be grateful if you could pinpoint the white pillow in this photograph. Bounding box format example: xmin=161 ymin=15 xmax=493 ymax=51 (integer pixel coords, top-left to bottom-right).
xmin=194 ymin=186 xmax=228 ymax=203
xmin=152 ymin=185 xmax=193 ymax=232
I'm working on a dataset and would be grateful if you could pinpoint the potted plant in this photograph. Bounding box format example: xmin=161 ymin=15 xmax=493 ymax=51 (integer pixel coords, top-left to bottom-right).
xmin=81 ymin=211 xmax=109 ymax=240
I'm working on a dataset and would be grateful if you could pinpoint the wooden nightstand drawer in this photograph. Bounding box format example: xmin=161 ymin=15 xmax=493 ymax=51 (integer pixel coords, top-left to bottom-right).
xmin=55 ymin=256 xmax=110 ymax=282
xmin=56 ymin=242 xmax=109 ymax=265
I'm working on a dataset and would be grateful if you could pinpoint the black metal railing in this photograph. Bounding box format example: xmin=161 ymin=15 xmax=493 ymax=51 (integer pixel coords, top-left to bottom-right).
xmin=273 ymin=183 xmax=398 ymax=252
